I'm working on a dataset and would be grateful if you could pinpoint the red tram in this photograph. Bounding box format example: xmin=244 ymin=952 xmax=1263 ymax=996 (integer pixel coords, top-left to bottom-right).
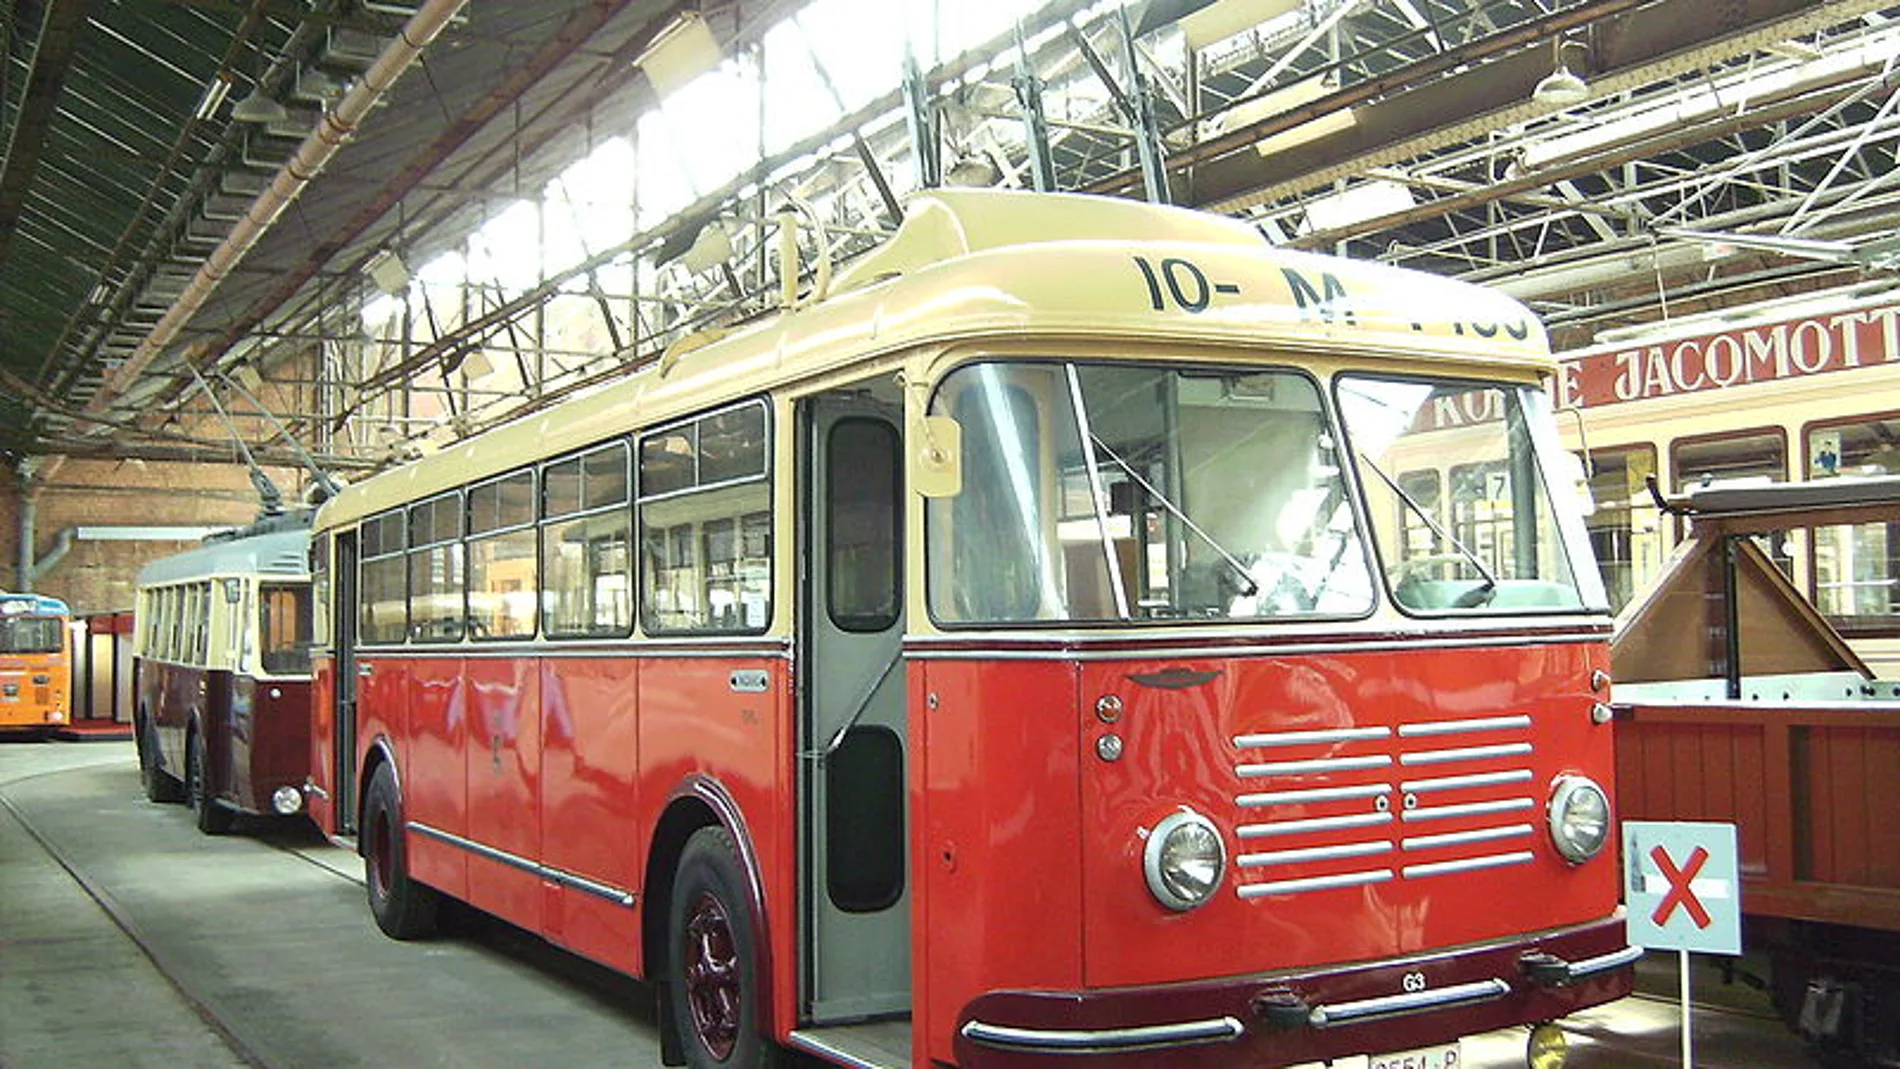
xmin=133 ymin=512 xmax=316 ymax=833
xmin=307 ymin=190 xmax=1634 ymax=1068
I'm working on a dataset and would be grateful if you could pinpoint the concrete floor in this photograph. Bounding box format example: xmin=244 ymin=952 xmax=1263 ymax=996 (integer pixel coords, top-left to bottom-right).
xmin=0 ymin=740 xmax=1818 ymax=1069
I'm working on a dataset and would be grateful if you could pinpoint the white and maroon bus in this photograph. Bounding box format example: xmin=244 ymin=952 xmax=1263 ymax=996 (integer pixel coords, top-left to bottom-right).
xmin=134 ymin=512 xmax=315 ymax=834
xmin=308 ymin=189 xmax=1633 ymax=1069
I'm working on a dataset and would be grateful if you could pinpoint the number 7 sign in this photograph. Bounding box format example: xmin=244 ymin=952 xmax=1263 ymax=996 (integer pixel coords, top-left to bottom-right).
xmin=1623 ymin=821 xmax=1742 ymax=955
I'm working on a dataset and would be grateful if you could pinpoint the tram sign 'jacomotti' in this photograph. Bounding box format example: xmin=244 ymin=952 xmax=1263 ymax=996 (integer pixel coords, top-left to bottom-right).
xmin=307 ymin=190 xmax=1634 ymax=1069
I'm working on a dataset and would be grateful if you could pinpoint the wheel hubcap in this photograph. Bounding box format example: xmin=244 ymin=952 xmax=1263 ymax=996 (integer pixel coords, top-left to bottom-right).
xmin=682 ymin=890 xmax=742 ymax=1060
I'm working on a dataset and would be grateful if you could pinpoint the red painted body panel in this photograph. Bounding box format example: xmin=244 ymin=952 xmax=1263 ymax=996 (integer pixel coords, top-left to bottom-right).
xmin=913 ymin=637 xmax=1622 ymax=1069
xmin=402 ymin=655 xmax=468 ymax=898
xmin=913 ymin=660 xmax=1085 ymax=1069
xmin=336 ymin=650 xmax=790 ymax=1011
xmin=465 ymin=656 xmax=542 ymax=929
xmin=638 ymin=656 xmax=793 ymax=1034
xmin=1079 ymin=643 xmax=1617 ymax=988
xmin=539 ymin=656 xmax=639 ymax=973
xmin=310 ymin=663 xmax=337 ymax=833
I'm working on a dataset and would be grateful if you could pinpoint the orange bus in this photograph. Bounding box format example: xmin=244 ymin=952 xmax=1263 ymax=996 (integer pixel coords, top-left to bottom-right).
xmin=308 ymin=190 xmax=1633 ymax=1069
xmin=0 ymin=592 xmax=73 ymax=735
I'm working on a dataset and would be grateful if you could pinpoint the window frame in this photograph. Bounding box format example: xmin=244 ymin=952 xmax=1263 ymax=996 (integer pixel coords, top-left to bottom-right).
xmin=466 ymin=466 xmax=541 ymax=642
xmin=540 ymin=440 xmax=635 ymax=640
xmin=637 ymin=397 xmax=774 ymax=637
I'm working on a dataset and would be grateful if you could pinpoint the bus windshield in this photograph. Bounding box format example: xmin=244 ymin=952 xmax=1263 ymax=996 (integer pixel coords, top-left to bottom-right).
xmin=260 ymin=584 xmax=313 ymax=675
xmin=928 ymin=361 xmax=1374 ymax=625
xmin=0 ymin=616 xmax=64 ymax=654
xmin=1335 ymin=376 xmax=1587 ymax=613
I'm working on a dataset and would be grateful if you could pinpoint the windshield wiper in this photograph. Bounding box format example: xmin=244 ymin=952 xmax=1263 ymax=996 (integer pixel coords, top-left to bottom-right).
xmin=1357 ymin=452 xmax=1497 ymax=607
xmin=1086 ymin=432 xmax=1259 ymax=599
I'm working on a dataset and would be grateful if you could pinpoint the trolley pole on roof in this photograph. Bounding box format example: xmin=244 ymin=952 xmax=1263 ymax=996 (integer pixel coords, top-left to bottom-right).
xmin=1013 ymin=23 xmax=1057 ymax=192
xmin=1116 ymin=5 xmax=1171 ymax=204
xmin=903 ymin=53 xmax=941 ymax=189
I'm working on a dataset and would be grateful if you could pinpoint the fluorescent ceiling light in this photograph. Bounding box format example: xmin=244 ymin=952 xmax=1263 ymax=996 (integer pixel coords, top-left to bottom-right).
xmin=1181 ymin=0 xmax=1303 ymax=52
xmin=1255 ymin=106 xmax=1358 ymax=158
xmin=636 ymin=12 xmax=723 ymax=98
xmin=1304 ymin=179 xmax=1415 ymax=232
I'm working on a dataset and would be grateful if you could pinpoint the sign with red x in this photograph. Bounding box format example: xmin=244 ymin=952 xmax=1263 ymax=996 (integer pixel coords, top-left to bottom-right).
xmin=1623 ymin=821 xmax=1741 ymax=955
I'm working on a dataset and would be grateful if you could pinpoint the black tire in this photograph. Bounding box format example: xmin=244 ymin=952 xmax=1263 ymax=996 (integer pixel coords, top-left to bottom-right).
xmin=668 ymin=827 xmax=779 ymax=1069
xmin=138 ymin=714 xmax=184 ymax=804
xmin=187 ymin=729 xmax=235 ymax=835
xmin=363 ymin=763 xmax=439 ymax=940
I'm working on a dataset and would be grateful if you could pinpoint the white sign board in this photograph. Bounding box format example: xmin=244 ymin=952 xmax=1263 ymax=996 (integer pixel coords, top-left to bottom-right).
xmin=1623 ymin=820 xmax=1742 ymax=955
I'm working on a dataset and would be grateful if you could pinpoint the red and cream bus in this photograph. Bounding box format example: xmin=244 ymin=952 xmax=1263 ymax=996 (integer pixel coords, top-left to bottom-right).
xmin=308 ymin=189 xmax=1633 ymax=1069
xmin=1555 ymin=280 xmax=1900 ymax=676
xmin=1 ymin=592 xmax=73 ymax=735
xmin=133 ymin=513 xmax=316 ymax=833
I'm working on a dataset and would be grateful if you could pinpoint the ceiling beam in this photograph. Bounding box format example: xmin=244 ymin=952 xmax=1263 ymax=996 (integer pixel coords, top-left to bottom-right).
xmin=0 ymin=0 xmax=97 ymax=269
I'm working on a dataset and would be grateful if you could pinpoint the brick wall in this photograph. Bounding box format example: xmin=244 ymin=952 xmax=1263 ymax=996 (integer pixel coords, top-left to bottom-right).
xmin=4 ymin=459 xmax=305 ymax=614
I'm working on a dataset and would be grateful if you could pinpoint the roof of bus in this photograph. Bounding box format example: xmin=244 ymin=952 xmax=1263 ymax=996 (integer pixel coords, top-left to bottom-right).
xmin=135 ymin=524 xmax=311 ymax=588
xmin=316 ymin=189 xmax=1553 ymax=530
xmin=0 ymin=592 xmax=70 ymax=617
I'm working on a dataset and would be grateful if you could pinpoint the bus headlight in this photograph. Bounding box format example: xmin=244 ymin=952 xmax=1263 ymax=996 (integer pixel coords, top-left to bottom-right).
xmin=272 ymin=786 xmax=305 ymax=815
xmin=1547 ymin=775 xmax=1610 ymax=864
xmin=1143 ymin=810 xmax=1225 ymax=911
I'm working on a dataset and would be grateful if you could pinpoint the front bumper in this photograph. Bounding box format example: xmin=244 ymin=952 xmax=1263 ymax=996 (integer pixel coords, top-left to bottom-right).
xmin=956 ymin=915 xmax=1635 ymax=1067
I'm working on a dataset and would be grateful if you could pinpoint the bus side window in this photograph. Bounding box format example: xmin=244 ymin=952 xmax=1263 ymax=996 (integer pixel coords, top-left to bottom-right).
xmin=638 ymin=401 xmax=772 ymax=635
xmin=542 ymin=443 xmax=632 ymax=639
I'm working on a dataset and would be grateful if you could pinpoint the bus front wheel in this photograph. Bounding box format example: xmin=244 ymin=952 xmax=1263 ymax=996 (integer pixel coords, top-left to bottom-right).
xmin=187 ymin=729 xmax=235 ymax=835
xmin=363 ymin=763 xmax=439 ymax=940
xmin=137 ymin=715 xmax=183 ymax=804
xmin=668 ymin=826 xmax=778 ymax=1069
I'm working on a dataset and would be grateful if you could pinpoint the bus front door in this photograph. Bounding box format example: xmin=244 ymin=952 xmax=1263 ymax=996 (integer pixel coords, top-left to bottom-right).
xmin=332 ymin=529 xmax=360 ymax=834
xmin=799 ymin=394 xmax=910 ymax=1023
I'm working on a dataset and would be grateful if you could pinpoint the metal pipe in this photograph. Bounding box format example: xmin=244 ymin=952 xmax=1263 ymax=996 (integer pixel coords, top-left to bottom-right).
xmin=17 ymin=493 xmax=36 ymax=592
xmin=86 ymin=0 xmax=473 ymax=416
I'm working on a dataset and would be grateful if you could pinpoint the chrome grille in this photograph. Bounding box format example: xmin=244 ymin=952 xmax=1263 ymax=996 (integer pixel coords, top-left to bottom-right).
xmin=1231 ymin=715 xmax=1537 ymax=900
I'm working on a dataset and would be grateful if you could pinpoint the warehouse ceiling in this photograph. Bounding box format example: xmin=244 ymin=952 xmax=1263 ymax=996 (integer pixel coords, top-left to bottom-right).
xmin=3 ymin=0 xmax=1896 ymax=480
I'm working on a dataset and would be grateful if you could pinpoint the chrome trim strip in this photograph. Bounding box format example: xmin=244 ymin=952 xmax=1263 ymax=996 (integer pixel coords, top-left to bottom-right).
xmin=1403 ymin=798 xmax=1535 ymax=821
xmin=352 ymin=635 xmax=792 ymax=658
xmin=1401 ymin=851 xmax=1535 ymax=879
xmin=785 ymin=1032 xmax=887 ymax=1069
xmin=1239 ymin=812 xmax=1392 ymax=838
xmin=1402 ymin=824 xmax=1533 ymax=851
xmin=1402 ymin=769 xmax=1533 ymax=793
xmin=1308 ymin=978 xmax=1512 ymax=1027
xmin=1238 ymin=840 xmax=1392 ymax=867
xmin=1400 ymin=742 xmax=1533 ymax=766
xmin=1238 ymin=869 xmax=1393 ymax=897
xmin=905 ymin=623 xmax=1607 ymax=649
xmin=1234 ymin=726 xmax=1389 ymax=748
xmin=959 ymin=1016 xmax=1244 ymax=1053
xmin=1398 ymin=715 xmax=1532 ymax=737
xmin=408 ymin=822 xmax=636 ymax=907
xmin=1238 ymin=783 xmax=1391 ymax=807
xmin=906 ymin=631 xmax=1607 ymax=661
xmin=1239 ymin=755 xmax=1391 ymax=777
xmin=1560 ymin=944 xmax=1645 ymax=980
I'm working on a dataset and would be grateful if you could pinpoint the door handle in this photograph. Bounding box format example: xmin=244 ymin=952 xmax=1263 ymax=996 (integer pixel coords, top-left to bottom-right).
xmin=357 ymin=664 xmax=373 ymax=677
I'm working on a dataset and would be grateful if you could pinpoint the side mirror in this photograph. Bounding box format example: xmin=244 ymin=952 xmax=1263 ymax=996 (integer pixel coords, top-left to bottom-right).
xmin=911 ymin=415 xmax=962 ymax=498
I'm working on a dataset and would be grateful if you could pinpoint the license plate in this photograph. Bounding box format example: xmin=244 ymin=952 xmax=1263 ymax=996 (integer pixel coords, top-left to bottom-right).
xmin=1369 ymin=1042 xmax=1462 ymax=1069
